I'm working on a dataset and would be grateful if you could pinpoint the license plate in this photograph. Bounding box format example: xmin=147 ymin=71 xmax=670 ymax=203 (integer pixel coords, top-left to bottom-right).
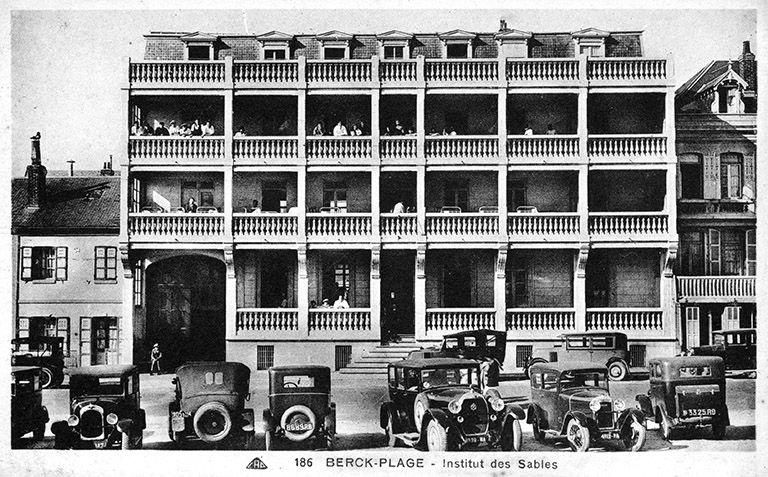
xmin=94 ymin=440 xmax=107 ymax=449
xmin=172 ymin=415 xmax=186 ymax=432
xmin=466 ymin=436 xmax=487 ymax=444
xmin=682 ymin=408 xmax=717 ymax=417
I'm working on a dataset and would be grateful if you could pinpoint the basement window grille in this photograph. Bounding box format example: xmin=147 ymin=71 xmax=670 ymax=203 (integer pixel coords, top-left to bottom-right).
xmin=335 ymin=345 xmax=352 ymax=371
xmin=256 ymin=345 xmax=275 ymax=371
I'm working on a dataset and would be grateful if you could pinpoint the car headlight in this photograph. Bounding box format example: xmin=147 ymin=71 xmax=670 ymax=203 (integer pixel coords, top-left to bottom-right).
xmin=67 ymin=415 xmax=79 ymax=427
xmin=614 ymin=399 xmax=626 ymax=411
xmin=589 ymin=398 xmax=601 ymax=412
xmin=106 ymin=413 xmax=119 ymax=425
xmin=491 ymin=397 xmax=505 ymax=412
xmin=448 ymin=400 xmax=461 ymax=414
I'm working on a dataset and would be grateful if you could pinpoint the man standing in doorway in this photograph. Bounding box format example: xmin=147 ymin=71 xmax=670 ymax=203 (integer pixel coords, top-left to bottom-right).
xmin=150 ymin=343 xmax=163 ymax=375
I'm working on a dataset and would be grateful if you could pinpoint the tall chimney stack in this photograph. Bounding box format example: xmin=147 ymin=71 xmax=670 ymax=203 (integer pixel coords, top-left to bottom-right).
xmin=738 ymin=40 xmax=756 ymax=91
xmin=26 ymin=132 xmax=47 ymax=209
xmin=100 ymin=154 xmax=115 ymax=176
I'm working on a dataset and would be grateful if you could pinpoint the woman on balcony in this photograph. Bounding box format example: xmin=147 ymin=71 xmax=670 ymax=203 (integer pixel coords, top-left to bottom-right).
xmin=185 ymin=197 xmax=198 ymax=213
xmin=190 ymin=119 xmax=202 ymax=136
xmin=333 ymin=121 xmax=348 ymax=137
xmin=313 ymin=121 xmax=326 ymax=136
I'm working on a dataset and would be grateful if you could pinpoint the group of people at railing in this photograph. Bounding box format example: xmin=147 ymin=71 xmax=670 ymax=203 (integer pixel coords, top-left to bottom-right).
xmin=131 ymin=119 xmax=217 ymax=137
xmin=312 ymin=119 xmax=368 ymax=137
xmin=309 ymin=283 xmax=350 ymax=310
xmin=138 ymin=197 xmax=220 ymax=214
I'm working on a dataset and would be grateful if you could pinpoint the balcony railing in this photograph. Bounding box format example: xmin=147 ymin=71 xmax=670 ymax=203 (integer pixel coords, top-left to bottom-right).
xmin=426 ymin=309 xmax=497 ymax=332
xmin=508 ymin=213 xmax=580 ymax=237
xmin=425 ymin=136 xmax=499 ymax=160
xmin=507 ymin=135 xmax=579 ymax=159
xmin=678 ymin=199 xmax=755 ymax=215
xmin=130 ymin=60 xmax=225 ymax=85
xmin=586 ymin=308 xmax=663 ymax=331
xmin=507 ymin=59 xmax=579 ymax=82
xmin=587 ymin=58 xmax=668 ymax=82
xmin=506 ymin=309 xmax=576 ymax=331
xmin=129 ymin=137 xmax=225 ymax=162
xmin=677 ymin=276 xmax=756 ymax=302
xmin=309 ymin=309 xmax=372 ymax=332
xmin=236 ymin=309 xmax=299 ymax=333
xmin=307 ymin=213 xmax=372 ymax=238
xmin=234 ymin=213 xmax=298 ymax=238
xmin=380 ymin=137 xmax=418 ymax=160
xmin=234 ymin=61 xmax=299 ymax=84
xmin=425 ymin=59 xmax=498 ymax=83
xmin=306 ymin=137 xmax=372 ymax=160
xmin=589 ymin=212 xmax=668 ymax=236
xmin=380 ymin=60 xmax=418 ymax=83
xmin=380 ymin=213 xmax=419 ymax=238
xmin=588 ymin=135 xmax=667 ymax=159
xmin=427 ymin=213 xmax=499 ymax=238
xmin=129 ymin=212 xmax=225 ymax=239
xmin=233 ymin=137 xmax=299 ymax=161
xmin=307 ymin=60 xmax=371 ymax=83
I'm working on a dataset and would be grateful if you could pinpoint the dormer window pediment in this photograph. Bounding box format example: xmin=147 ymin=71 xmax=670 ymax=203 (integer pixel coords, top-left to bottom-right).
xmin=317 ymin=30 xmax=353 ymax=60
xmin=495 ymin=29 xmax=533 ymax=58
xmin=256 ymin=31 xmax=293 ymax=60
xmin=377 ymin=30 xmax=413 ymax=59
xmin=572 ymin=28 xmax=610 ymax=57
xmin=439 ymin=30 xmax=476 ymax=59
xmin=180 ymin=32 xmax=217 ymax=61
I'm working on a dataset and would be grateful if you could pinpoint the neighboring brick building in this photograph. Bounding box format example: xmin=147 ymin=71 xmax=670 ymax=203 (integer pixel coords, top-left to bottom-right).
xmin=121 ymin=23 xmax=678 ymax=374
xmin=12 ymin=134 xmax=123 ymax=369
xmin=674 ymin=41 xmax=757 ymax=347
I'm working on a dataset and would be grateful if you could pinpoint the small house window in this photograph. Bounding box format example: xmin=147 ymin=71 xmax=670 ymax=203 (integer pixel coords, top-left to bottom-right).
xmin=384 ymin=46 xmax=404 ymax=59
xmin=324 ymin=47 xmax=346 ymax=60
xmin=264 ymin=49 xmax=286 ymax=60
xmin=447 ymin=43 xmax=468 ymax=59
xmin=720 ymin=153 xmax=743 ymax=199
xmin=94 ymin=246 xmax=118 ymax=281
xmin=187 ymin=45 xmax=211 ymax=61
xmin=680 ymin=154 xmax=703 ymax=199
xmin=22 ymin=246 xmax=67 ymax=281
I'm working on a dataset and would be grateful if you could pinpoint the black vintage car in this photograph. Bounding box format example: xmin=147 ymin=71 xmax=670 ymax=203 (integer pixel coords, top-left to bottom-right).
xmin=408 ymin=329 xmax=506 ymax=387
xmin=11 ymin=336 xmax=66 ymax=388
xmin=169 ymin=362 xmax=255 ymax=449
xmin=524 ymin=332 xmax=632 ymax=381
xmin=691 ymin=328 xmax=756 ymax=376
xmin=11 ymin=366 xmax=49 ymax=445
xmin=53 ymin=365 xmax=145 ymax=449
xmin=636 ymin=356 xmax=729 ymax=440
xmin=381 ymin=357 xmax=525 ymax=451
xmin=263 ymin=365 xmax=336 ymax=450
xmin=527 ymin=361 xmax=646 ymax=452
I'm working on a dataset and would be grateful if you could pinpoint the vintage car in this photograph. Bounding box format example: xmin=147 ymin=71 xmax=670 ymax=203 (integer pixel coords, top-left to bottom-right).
xmin=636 ymin=356 xmax=729 ymax=440
xmin=169 ymin=362 xmax=255 ymax=449
xmin=11 ymin=366 xmax=49 ymax=444
xmin=11 ymin=336 xmax=66 ymax=388
xmin=407 ymin=329 xmax=506 ymax=387
xmin=380 ymin=357 xmax=525 ymax=452
xmin=691 ymin=328 xmax=756 ymax=376
xmin=53 ymin=364 xmax=145 ymax=449
xmin=524 ymin=332 xmax=632 ymax=381
xmin=526 ymin=361 xmax=646 ymax=452
xmin=263 ymin=365 xmax=336 ymax=450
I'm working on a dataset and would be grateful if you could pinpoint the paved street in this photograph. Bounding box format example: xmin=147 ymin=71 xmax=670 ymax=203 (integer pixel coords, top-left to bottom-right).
xmin=15 ymin=372 xmax=755 ymax=452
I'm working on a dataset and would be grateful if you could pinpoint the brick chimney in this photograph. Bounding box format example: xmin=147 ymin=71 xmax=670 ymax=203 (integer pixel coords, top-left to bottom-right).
xmin=26 ymin=132 xmax=47 ymax=209
xmin=100 ymin=155 xmax=115 ymax=176
xmin=738 ymin=40 xmax=756 ymax=91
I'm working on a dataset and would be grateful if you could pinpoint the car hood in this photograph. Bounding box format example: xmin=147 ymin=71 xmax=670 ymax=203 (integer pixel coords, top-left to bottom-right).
xmin=559 ymin=387 xmax=610 ymax=403
xmin=72 ymin=397 xmax=122 ymax=413
xmin=422 ymin=387 xmax=481 ymax=406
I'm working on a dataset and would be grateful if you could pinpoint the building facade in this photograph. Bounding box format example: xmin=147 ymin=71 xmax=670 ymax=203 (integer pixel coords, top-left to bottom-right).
xmin=12 ymin=136 xmax=123 ymax=368
xmin=120 ymin=24 xmax=678 ymax=373
xmin=674 ymin=41 xmax=757 ymax=349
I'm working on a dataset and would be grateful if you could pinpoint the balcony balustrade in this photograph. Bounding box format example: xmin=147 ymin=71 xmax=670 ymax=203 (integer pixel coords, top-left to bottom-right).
xmin=130 ymin=60 xmax=225 ymax=85
xmin=307 ymin=60 xmax=372 ymax=84
xmin=309 ymin=309 xmax=372 ymax=332
xmin=425 ymin=136 xmax=499 ymax=161
xmin=129 ymin=212 xmax=225 ymax=240
xmin=233 ymin=61 xmax=299 ymax=85
xmin=508 ymin=213 xmax=580 ymax=237
xmin=380 ymin=60 xmax=418 ymax=83
xmin=677 ymin=276 xmax=756 ymax=303
xmin=678 ymin=199 xmax=754 ymax=215
xmin=380 ymin=213 xmax=419 ymax=239
xmin=506 ymin=59 xmax=579 ymax=82
xmin=233 ymin=213 xmax=298 ymax=239
xmin=507 ymin=135 xmax=579 ymax=159
xmin=426 ymin=309 xmax=497 ymax=333
xmin=587 ymin=58 xmax=668 ymax=82
xmin=306 ymin=137 xmax=372 ymax=160
xmin=506 ymin=309 xmax=576 ymax=331
xmin=586 ymin=308 xmax=664 ymax=331
xmin=307 ymin=213 xmax=372 ymax=239
xmin=380 ymin=137 xmax=418 ymax=161
xmin=589 ymin=212 xmax=668 ymax=237
xmin=425 ymin=59 xmax=498 ymax=83
xmin=129 ymin=137 xmax=225 ymax=163
xmin=236 ymin=309 xmax=299 ymax=333
xmin=427 ymin=213 xmax=499 ymax=239
xmin=233 ymin=137 xmax=299 ymax=162
xmin=588 ymin=135 xmax=667 ymax=159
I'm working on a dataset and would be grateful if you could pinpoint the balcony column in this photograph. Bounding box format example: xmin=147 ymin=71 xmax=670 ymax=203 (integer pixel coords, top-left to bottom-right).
xmin=298 ymin=167 xmax=307 ymax=239
xmin=494 ymin=246 xmax=508 ymax=332
xmin=574 ymin=245 xmax=589 ymax=333
xmin=414 ymin=245 xmax=427 ymax=341
xmin=666 ymin=164 xmax=678 ymax=236
xmin=416 ymin=166 xmax=426 ymax=235
xmin=298 ymin=57 xmax=307 ymax=160
xmin=577 ymin=54 xmax=588 ymax=164
xmin=119 ymin=248 xmax=134 ymax=365
xmin=370 ymin=246 xmax=382 ymax=342
xmin=297 ymin=246 xmax=308 ymax=337
xmin=371 ymin=167 xmax=380 ymax=237
xmin=661 ymin=246 xmax=678 ymax=345
xmin=497 ymin=83 xmax=507 ymax=162
xmin=223 ymin=166 xmax=233 ymax=242
xmin=371 ymin=56 xmax=381 ymax=162
xmin=577 ymin=164 xmax=589 ymax=240
xmin=416 ymin=55 xmax=425 ymax=161
xmin=224 ymin=247 xmax=236 ymax=341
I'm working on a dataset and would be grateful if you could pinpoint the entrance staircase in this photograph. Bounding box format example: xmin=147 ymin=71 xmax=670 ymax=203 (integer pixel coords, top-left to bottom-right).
xmin=339 ymin=336 xmax=422 ymax=376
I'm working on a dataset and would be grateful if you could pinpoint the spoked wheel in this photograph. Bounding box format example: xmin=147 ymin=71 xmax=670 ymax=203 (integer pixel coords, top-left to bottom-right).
xmin=608 ymin=361 xmax=629 ymax=381
xmin=500 ymin=419 xmax=523 ymax=451
xmin=326 ymin=431 xmax=336 ymax=450
xmin=658 ymin=410 xmax=673 ymax=441
xmin=622 ymin=418 xmax=646 ymax=452
xmin=385 ymin=412 xmax=399 ymax=447
xmin=532 ymin=413 xmax=546 ymax=443
xmin=566 ymin=419 xmax=590 ymax=452
xmin=425 ymin=420 xmax=448 ymax=452
xmin=40 ymin=367 xmax=54 ymax=389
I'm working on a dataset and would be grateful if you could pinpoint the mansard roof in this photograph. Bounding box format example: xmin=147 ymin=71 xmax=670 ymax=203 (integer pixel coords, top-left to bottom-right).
xmin=697 ymin=63 xmax=749 ymax=93
xmin=676 ymin=59 xmax=756 ymax=107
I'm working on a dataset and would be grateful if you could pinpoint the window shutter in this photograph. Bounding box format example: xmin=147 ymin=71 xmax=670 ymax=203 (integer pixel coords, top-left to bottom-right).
xmin=56 ymin=247 xmax=68 ymax=281
xmin=746 ymin=229 xmax=756 ymax=275
xmin=707 ymin=229 xmax=721 ymax=275
xmin=702 ymin=154 xmax=720 ymax=199
xmin=21 ymin=247 xmax=32 ymax=280
xmin=685 ymin=307 xmax=700 ymax=348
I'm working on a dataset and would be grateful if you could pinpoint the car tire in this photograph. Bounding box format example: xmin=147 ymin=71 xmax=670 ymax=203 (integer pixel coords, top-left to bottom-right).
xmin=265 ymin=430 xmax=274 ymax=451
xmin=500 ymin=419 xmax=522 ymax=451
xmin=532 ymin=412 xmax=546 ymax=443
xmin=658 ymin=409 xmax=672 ymax=441
xmin=280 ymin=405 xmax=317 ymax=442
xmin=608 ymin=361 xmax=629 ymax=381
xmin=622 ymin=417 xmax=646 ymax=452
xmin=425 ymin=420 xmax=448 ymax=452
xmin=326 ymin=431 xmax=336 ymax=450
xmin=712 ymin=419 xmax=727 ymax=440
xmin=193 ymin=401 xmax=233 ymax=443
xmin=40 ymin=367 xmax=54 ymax=389
xmin=33 ymin=424 xmax=45 ymax=441
xmin=566 ymin=419 xmax=590 ymax=452
xmin=413 ymin=396 xmax=428 ymax=433
xmin=385 ymin=411 xmax=399 ymax=448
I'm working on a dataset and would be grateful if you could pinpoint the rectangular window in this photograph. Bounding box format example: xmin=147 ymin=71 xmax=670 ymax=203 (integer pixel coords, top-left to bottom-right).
xmin=746 ymin=229 xmax=756 ymax=275
xmin=323 ymin=181 xmax=347 ymax=211
xmin=182 ymin=180 xmax=216 ymax=209
xmin=335 ymin=345 xmax=352 ymax=371
xmin=508 ymin=181 xmax=528 ymax=211
xmin=21 ymin=246 xmax=67 ymax=281
xmin=513 ymin=257 xmax=529 ymax=307
xmin=256 ymin=345 xmax=275 ymax=370
xmin=94 ymin=246 xmax=118 ymax=281
xmin=685 ymin=307 xmax=700 ymax=348
xmin=516 ymin=345 xmax=533 ymax=368
xmin=444 ymin=181 xmax=469 ymax=212
xmin=723 ymin=306 xmax=740 ymax=330
xmin=133 ymin=260 xmax=143 ymax=307
xmin=720 ymin=153 xmax=742 ymax=199
xmin=324 ymin=47 xmax=345 ymax=60
xmin=384 ymin=46 xmax=404 ymax=59
xmin=18 ymin=317 xmax=70 ymax=355
xmin=187 ymin=45 xmax=211 ymax=61
xmin=707 ymin=229 xmax=721 ymax=275
xmin=680 ymin=160 xmax=703 ymax=199
xmin=334 ymin=264 xmax=350 ymax=291
xmin=264 ymin=49 xmax=286 ymax=60
xmin=446 ymin=43 xmax=468 ymax=58
xmin=262 ymin=182 xmax=287 ymax=212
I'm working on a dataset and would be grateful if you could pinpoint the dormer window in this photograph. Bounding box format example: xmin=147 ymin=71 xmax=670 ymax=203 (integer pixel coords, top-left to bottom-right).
xmin=494 ymin=29 xmax=533 ymax=58
xmin=187 ymin=44 xmax=212 ymax=61
xmin=571 ymin=28 xmax=610 ymax=58
xmin=384 ymin=46 xmax=404 ymax=59
xmin=324 ymin=47 xmax=346 ymax=60
xmin=377 ymin=31 xmax=413 ymax=60
xmin=317 ymin=31 xmax=353 ymax=60
xmin=256 ymin=31 xmax=293 ymax=61
xmin=264 ymin=49 xmax=286 ymax=60
xmin=439 ymin=30 xmax=476 ymax=59
xmin=180 ymin=32 xmax=218 ymax=61
xmin=447 ymin=44 xmax=468 ymax=59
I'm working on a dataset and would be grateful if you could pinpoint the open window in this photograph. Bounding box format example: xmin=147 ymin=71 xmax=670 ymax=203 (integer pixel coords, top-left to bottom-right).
xmin=720 ymin=153 xmax=743 ymax=199
xmin=680 ymin=153 xmax=703 ymax=199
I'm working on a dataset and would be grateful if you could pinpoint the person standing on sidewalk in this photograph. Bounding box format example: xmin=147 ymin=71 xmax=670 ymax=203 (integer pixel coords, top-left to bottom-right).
xmin=150 ymin=343 xmax=163 ymax=375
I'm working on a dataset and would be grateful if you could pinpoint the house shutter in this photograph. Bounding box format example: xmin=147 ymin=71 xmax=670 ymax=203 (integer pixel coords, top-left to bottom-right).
xmin=80 ymin=318 xmax=92 ymax=367
xmin=685 ymin=307 xmax=700 ymax=348
xmin=707 ymin=229 xmax=721 ymax=275
xmin=702 ymin=154 xmax=720 ymax=199
xmin=55 ymin=247 xmax=68 ymax=281
xmin=723 ymin=306 xmax=740 ymax=330
xmin=21 ymin=247 xmax=32 ymax=279
xmin=746 ymin=229 xmax=756 ymax=275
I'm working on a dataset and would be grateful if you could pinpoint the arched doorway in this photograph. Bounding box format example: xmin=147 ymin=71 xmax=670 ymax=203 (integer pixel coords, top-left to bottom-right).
xmin=146 ymin=255 xmax=226 ymax=370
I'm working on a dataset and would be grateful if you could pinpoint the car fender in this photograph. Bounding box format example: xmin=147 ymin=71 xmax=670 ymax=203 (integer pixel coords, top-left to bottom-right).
xmin=635 ymin=394 xmax=653 ymax=418
xmin=325 ymin=403 xmax=336 ymax=434
xmin=504 ymin=403 xmax=525 ymax=421
xmin=723 ymin=404 xmax=730 ymax=426
xmin=241 ymin=408 xmax=255 ymax=432
xmin=424 ymin=408 xmax=453 ymax=432
xmin=380 ymin=403 xmax=393 ymax=429
xmin=617 ymin=408 xmax=645 ymax=430
xmin=263 ymin=409 xmax=274 ymax=432
xmin=136 ymin=409 xmax=147 ymax=430
xmin=563 ymin=411 xmax=591 ymax=433
xmin=526 ymin=403 xmax=543 ymax=426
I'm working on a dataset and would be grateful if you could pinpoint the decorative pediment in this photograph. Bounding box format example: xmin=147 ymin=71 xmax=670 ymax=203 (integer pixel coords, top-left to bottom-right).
xmin=179 ymin=31 xmax=218 ymax=43
xmin=256 ymin=31 xmax=293 ymax=44
xmin=697 ymin=65 xmax=749 ymax=95
xmin=494 ymin=29 xmax=533 ymax=41
xmin=377 ymin=30 xmax=413 ymax=41
xmin=439 ymin=29 xmax=476 ymax=41
xmin=571 ymin=28 xmax=611 ymax=38
xmin=317 ymin=30 xmax=354 ymax=42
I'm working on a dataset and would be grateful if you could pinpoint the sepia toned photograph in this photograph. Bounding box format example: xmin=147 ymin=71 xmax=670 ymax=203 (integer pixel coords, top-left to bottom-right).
xmin=2 ymin=1 xmax=763 ymax=475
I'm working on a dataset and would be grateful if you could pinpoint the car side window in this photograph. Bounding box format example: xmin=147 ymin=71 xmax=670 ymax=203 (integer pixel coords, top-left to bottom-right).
xmin=405 ymin=369 xmax=420 ymax=391
xmin=591 ymin=336 xmax=614 ymax=349
xmin=567 ymin=337 xmax=588 ymax=349
xmin=444 ymin=338 xmax=459 ymax=350
xmin=464 ymin=336 xmax=476 ymax=348
xmin=388 ymin=367 xmax=397 ymax=388
xmin=395 ymin=368 xmax=405 ymax=390
xmin=486 ymin=335 xmax=496 ymax=347
xmin=542 ymin=372 xmax=558 ymax=390
xmin=531 ymin=372 xmax=542 ymax=389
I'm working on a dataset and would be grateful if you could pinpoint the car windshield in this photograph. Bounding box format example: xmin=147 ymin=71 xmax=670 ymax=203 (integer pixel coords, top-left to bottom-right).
xmin=560 ymin=371 xmax=607 ymax=390
xmin=420 ymin=367 xmax=478 ymax=389
xmin=282 ymin=375 xmax=315 ymax=388
xmin=72 ymin=376 xmax=125 ymax=396
xmin=679 ymin=366 xmax=711 ymax=377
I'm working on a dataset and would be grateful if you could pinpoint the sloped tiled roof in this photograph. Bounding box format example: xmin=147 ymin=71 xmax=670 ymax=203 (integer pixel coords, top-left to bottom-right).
xmin=676 ymin=59 xmax=755 ymax=107
xmin=12 ymin=176 xmax=120 ymax=235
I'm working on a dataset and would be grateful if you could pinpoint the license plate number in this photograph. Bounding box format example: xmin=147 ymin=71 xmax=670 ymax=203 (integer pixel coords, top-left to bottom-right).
xmin=94 ymin=440 xmax=107 ymax=449
xmin=466 ymin=436 xmax=487 ymax=444
xmin=682 ymin=408 xmax=717 ymax=417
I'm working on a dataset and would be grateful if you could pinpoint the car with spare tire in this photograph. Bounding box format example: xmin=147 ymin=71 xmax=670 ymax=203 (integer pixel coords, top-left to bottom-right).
xmin=11 ymin=366 xmax=49 ymax=445
xmin=524 ymin=332 xmax=632 ymax=381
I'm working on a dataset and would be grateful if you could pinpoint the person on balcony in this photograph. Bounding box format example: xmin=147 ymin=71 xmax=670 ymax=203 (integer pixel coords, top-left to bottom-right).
xmin=334 ymin=294 xmax=350 ymax=309
xmin=546 ymin=124 xmax=557 ymax=135
xmin=131 ymin=120 xmax=143 ymax=136
xmin=524 ymin=125 xmax=534 ymax=135
xmin=333 ymin=120 xmax=348 ymax=136
xmin=202 ymin=120 xmax=216 ymax=136
xmin=190 ymin=119 xmax=203 ymax=136
xmin=154 ymin=122 xmax=170 ymax=136
xmin=185 ymin=197 xmax=198 ymax=213
xmin=392 ymin=200 xmax=405 ymax=214
xmin=394 ymin=119 xmax=405 ymax=136
xmin=168 ymin=120 xmax=179 ymax=135
xmin=235 ymin=126 xmax=246 ymax=137
xmin=351 ymin=123 xmax=363 ymax=136
xmin=313 ymin=121 xmax=326 ymax=136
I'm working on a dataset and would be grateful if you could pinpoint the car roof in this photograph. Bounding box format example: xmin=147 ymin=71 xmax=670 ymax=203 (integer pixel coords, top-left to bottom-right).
xmin=529 ymin=361 xmax=607 ymax=373
xmin=443 ymin=329 xmax=506 ymax=339
xmin=649 ymin=356 xmax=725 ymax=367
xmin=560 ymin=332 xmax=627 ymax=338
xmin=391 ymin=357 xmax=478 ymax=369
xmin=70 ymin=364 xmax=138 ymax=378
xmin=176 ymin=361 xmax=251 ymax=374
xmin=269 ymin=365 xmax=330 ymax=372
xmin=12 ymin=366 xmax=42 ymax=374
xmin=712 ymin=328 xmax=756 ymax=334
